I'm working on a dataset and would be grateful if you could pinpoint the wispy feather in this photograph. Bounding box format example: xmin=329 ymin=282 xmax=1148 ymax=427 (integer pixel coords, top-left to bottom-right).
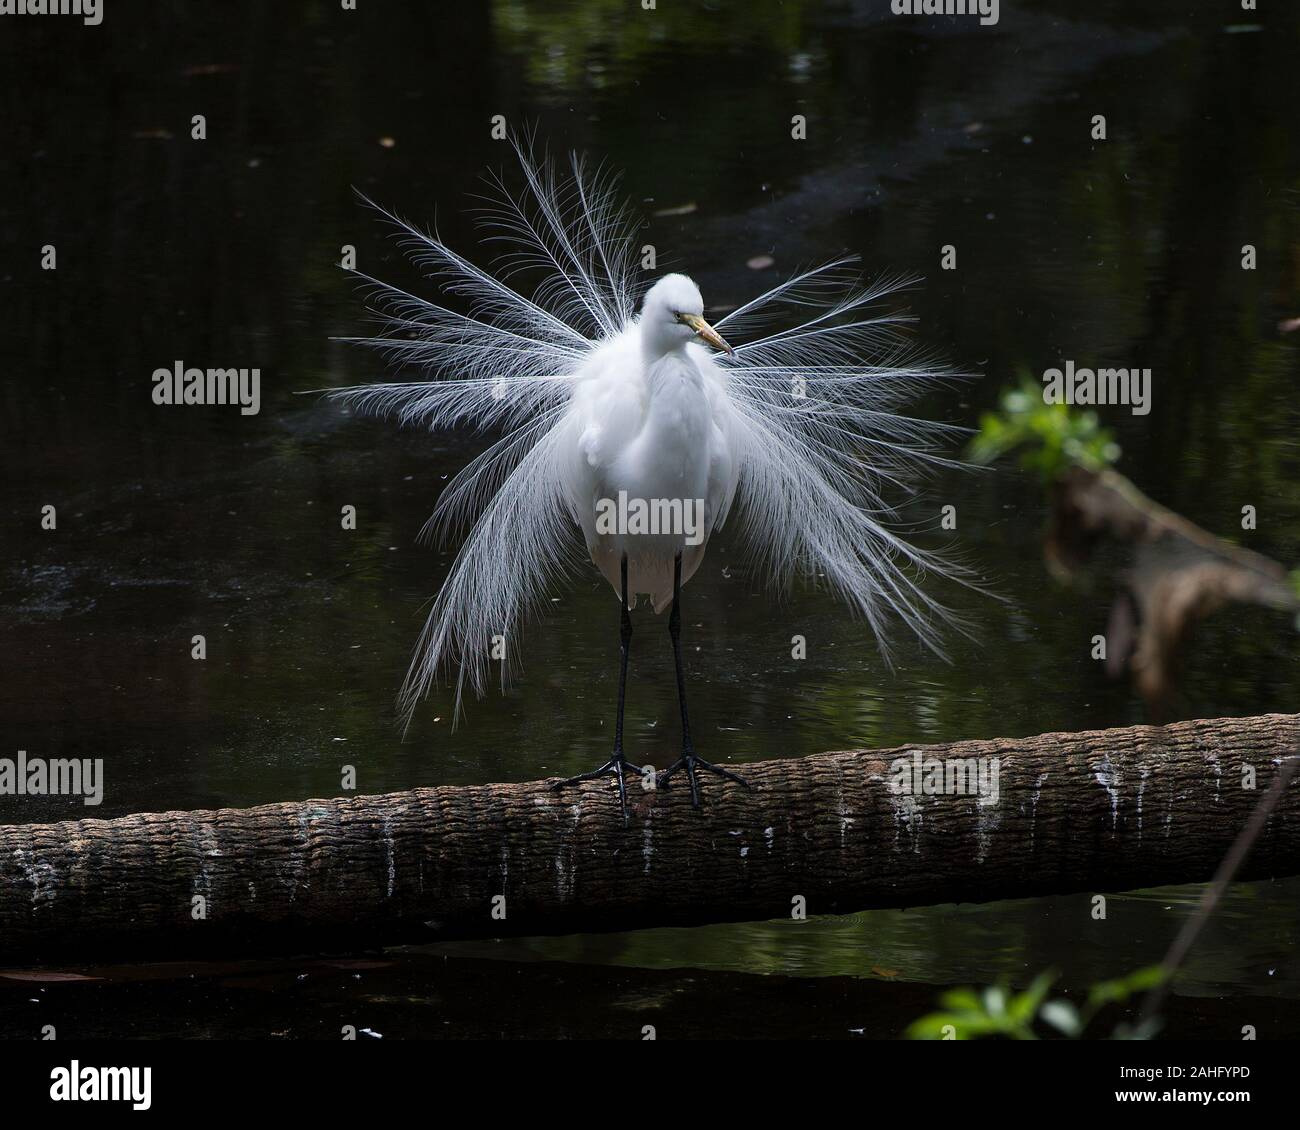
xmin=323 ymin=138 xmax=973 ymax=730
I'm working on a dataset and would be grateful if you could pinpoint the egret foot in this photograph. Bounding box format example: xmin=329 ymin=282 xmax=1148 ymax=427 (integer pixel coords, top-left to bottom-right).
xmin=552 ymin=754 xmax=644 ymax=818
xmin=656 ymin=753 xmax=751 ymax=809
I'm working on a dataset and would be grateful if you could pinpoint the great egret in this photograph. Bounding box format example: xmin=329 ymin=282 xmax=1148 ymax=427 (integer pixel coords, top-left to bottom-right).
xmin=329 ymin=141 xmax=966 ymax=814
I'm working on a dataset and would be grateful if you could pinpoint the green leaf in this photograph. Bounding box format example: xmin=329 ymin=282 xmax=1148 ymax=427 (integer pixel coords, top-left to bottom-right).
xmin=1086 ymin=965 xmax=1167 ymax=1009
xmin=938 ymin=988 xmax=983 ymax=1012
xmin=904 ymin=1012 xmax=966 ymax=1040
xmin=1008 ymin=971 xmax=1056 ymax=1023
xmin=965 ymin=372 xmax=1122 ymax=482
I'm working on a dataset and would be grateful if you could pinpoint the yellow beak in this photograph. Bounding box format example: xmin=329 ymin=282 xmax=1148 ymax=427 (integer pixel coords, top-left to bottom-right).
xmin=680 ymin=313 xmax=734 ymax=355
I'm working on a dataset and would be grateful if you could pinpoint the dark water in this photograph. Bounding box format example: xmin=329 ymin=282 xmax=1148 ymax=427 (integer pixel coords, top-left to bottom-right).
xmin=2 ymin=1 xmax=1299 ymax=1038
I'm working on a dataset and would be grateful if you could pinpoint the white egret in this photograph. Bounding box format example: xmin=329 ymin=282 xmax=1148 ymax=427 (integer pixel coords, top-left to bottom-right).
xmin=328 ymin=141 xmax=968 ymax=813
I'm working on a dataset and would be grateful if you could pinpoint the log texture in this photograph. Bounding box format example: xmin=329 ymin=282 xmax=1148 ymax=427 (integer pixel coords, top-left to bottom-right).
xmin=1 ymin=714 xmax=1298 ymax=963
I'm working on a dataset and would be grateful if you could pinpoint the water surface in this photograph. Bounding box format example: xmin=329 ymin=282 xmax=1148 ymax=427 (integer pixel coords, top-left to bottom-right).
xmin=2 ymin=0 xmax=1298 ymax=1037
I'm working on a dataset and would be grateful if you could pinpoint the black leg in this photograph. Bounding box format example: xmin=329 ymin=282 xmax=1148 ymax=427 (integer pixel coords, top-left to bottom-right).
xmin=656 ymin=553 xmax=751 ymax=808
xmin=614 ymin=556 xmax=633 ymax=756
xmin=552 ymin=555 xmax=642 ymax=817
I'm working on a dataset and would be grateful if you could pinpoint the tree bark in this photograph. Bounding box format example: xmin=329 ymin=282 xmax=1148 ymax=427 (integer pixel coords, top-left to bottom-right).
xmin=1 ymin=713 xmax=1297 ymax=964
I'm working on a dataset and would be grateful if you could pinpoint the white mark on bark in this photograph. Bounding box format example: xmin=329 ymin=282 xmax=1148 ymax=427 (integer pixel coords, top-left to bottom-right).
xmin=381 ymin=815 xmax=396 ymax=899
xmin=1030 ymin=772 xmax=1049 ymax=834
xmin=1094 ymin=754 xmax=1121 ymax=830
xmin=12 ymin=848 xmax=58 ymax=907
xmin=1136 ymin=768 xmax=1150 ymax=838
xmin=554 ymin=803 xmax=582 ymax=901
xmin=891 ymin=793 xmax=921 ymax=853
xmin=764 ymin=826 xmax=775 ymax=851
xmin=282 ymin=808 xmax=321 ymax=903
xmin=193 ymin=823 xmax=220 ymax=900
xmin=975 ymin=798 xmax=1001 ymax=864
xmin=836 ymin=774 xmax=855 ymax=849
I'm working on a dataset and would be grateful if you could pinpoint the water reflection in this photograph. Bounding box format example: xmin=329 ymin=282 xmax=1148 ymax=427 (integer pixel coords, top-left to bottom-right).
xmin=426 ymin=878 xmax=1300 ymax=1003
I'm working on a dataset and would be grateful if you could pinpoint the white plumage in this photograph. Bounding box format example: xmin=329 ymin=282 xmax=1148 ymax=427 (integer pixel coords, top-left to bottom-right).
xmin=567 ymin=274 xmax=737 ymax=612
xmin=328 ymin=141 xmax=967 ymax=743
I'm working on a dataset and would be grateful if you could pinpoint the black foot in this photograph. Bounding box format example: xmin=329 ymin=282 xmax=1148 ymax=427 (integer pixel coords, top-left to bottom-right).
xmin=656 ymin=753 xmax=751 ymax=809
xmin=552 ymin=754 xmax=644 ymax=817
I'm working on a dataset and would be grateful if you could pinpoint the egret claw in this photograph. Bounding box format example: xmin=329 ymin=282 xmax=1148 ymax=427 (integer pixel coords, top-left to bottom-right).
xmin=552 ymin=754 xmax=644 ymax=818
xmin=656 ymin=754 xmax=751 ymax=809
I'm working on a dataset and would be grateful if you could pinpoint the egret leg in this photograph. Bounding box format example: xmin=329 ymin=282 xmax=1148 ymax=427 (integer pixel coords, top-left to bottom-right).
xmin=656 ymin=554 xmax=751 ymax=808
xmin=551 ymin=554 xmax=642 ymax=817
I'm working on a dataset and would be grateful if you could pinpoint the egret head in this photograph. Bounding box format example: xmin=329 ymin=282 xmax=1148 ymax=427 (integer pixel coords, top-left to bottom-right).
xmin=640 ymin=273 xmax=733 ymax=359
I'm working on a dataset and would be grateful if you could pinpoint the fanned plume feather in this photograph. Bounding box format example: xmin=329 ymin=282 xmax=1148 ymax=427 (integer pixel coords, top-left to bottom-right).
xmin=323 ymin=137 xmax=973 ymax=729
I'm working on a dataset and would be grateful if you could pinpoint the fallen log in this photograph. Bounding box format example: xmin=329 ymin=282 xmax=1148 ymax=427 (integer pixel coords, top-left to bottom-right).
xmin=1 ymin=713 xmax=1297 ymax=964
